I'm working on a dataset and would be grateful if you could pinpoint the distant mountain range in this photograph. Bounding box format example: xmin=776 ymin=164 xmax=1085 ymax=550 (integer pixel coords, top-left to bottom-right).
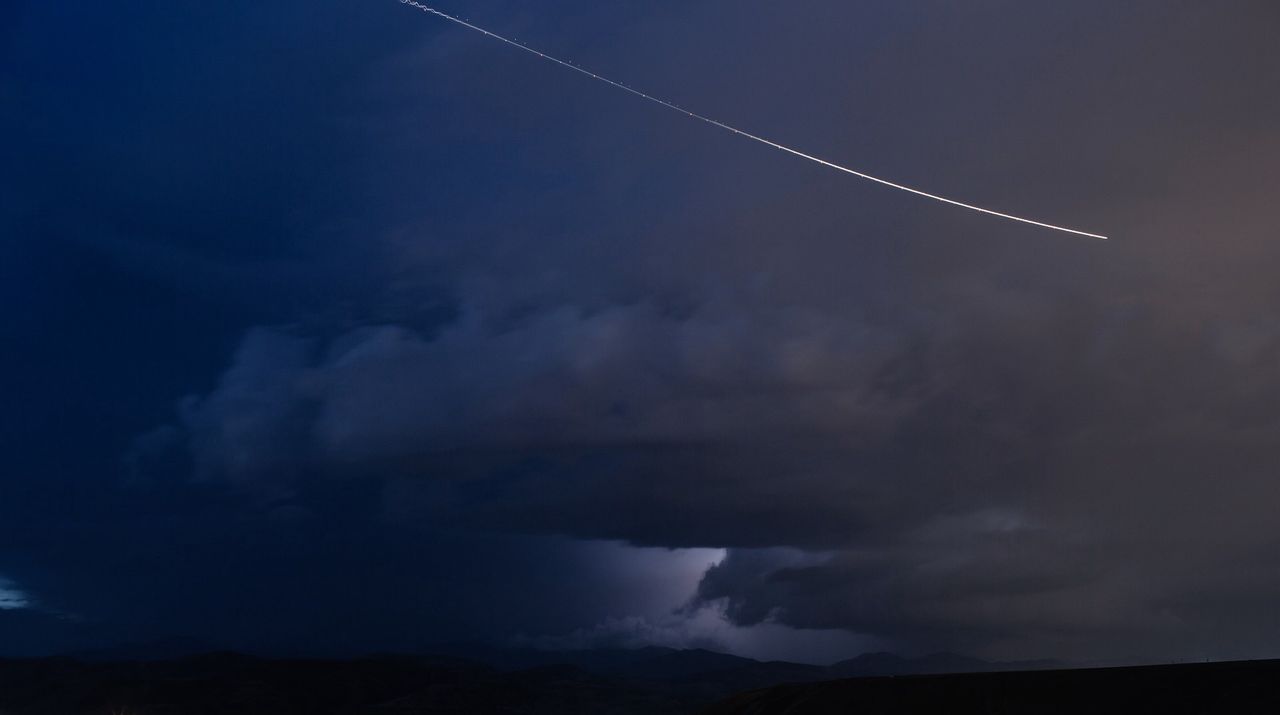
xmin=63 ymin=636 xmax=227 ymax=663
xmin=18 ymin=641 xmax=1228 ymax=714
xmin=377 ymin=643 xmax=1064 ymax=683
xmin=826 ymin=650 xmax=1062 ymax=678
xmin=43 ymin=640 xmax=1062 ymax=704
xmin=61 ymin=638 xmax=1064 ymax=680
xmin=0 ymin=641 xmax=1268 ymax=715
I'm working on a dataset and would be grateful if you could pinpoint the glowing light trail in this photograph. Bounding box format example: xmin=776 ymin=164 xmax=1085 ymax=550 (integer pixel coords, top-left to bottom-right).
xmin=398 ymin=0 xmax=1108 ymax=240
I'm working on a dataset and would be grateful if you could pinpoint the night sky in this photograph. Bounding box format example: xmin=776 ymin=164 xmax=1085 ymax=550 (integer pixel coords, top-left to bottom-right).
xmin=4 ymin=1 xmax=1280 ymax=665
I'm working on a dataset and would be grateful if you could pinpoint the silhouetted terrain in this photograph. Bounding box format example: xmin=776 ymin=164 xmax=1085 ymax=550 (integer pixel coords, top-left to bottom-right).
xmin=704 ymin=659 xmax=1280 ymax=714
xmin=0 ymin=653 xmax=688 ymax=715
xmin=824 ymin=651 xmax=1059 ymax=678
xmin=9 ymin=647 xmax=1273 ymax=714
xmin=0 ymin=646 xmax=1055 ymax=714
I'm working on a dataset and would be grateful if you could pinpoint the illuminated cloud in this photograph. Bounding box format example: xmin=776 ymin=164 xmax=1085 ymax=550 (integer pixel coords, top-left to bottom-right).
xmin=0 ymin=577 xmax=30 ymax=611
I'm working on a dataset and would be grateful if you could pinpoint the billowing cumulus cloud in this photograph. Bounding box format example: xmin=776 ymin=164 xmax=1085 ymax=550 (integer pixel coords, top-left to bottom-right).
xmin=167 ymin=303 xmax=905 ymax=481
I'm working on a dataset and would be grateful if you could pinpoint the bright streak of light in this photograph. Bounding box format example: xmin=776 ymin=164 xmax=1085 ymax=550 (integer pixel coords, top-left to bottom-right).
xmin=398 ymin=0 xmax=1108 ymax=240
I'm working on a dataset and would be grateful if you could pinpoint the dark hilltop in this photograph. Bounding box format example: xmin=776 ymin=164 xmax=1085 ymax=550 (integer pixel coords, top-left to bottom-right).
xmin=0 ymin=646 xmax=1051 ymax=714
xmin=7 ymin=646 xmax=1280 ymax=714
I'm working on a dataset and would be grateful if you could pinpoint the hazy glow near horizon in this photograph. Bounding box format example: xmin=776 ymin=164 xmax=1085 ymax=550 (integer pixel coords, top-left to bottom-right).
xmin=0 ymin=577 xmax=30 ymax=610
xmin=398 ymin=0 xmax=1108 ymax=240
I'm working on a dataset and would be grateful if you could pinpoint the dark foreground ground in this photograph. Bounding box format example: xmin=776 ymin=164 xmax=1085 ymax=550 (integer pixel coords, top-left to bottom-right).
xmin=1 ymin=650 xmax=1278 ymax=714
xmin=1 ymin=653 xmax=694 ymax=715
xmin=706 ymin=659 xmax=1280 ymax=715
xmin=0 ymin=647 xmax=1051 ymax=714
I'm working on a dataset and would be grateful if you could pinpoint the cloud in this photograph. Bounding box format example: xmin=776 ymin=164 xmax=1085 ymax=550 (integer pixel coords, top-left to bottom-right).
xmin=147 ymin=111 xmax=1280 ymax=659
xmin=0 ymin=576 xmax=30 ymax=611
xmin=164 ymin=299 xmax=907 ymax=483
xmin=511 ymin=548 xmax=882 ymax=665
xmin=515 ymin=605 xmax=878 ymax=666
xmin=178 ymin=329 xmax=318 ymax=486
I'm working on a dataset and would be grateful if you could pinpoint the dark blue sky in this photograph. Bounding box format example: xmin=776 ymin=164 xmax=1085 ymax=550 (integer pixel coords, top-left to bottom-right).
xmin=3 ymin=0 xmax=1280 ymax=664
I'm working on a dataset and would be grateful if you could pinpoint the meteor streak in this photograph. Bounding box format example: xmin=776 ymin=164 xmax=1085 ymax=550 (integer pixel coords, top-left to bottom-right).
xmin=397 ymin=0 xmax=1108 ymax=240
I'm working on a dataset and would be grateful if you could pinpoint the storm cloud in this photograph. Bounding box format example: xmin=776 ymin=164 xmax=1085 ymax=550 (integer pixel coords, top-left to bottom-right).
xmin=6 ymin=0 xmax=1280 ymax=663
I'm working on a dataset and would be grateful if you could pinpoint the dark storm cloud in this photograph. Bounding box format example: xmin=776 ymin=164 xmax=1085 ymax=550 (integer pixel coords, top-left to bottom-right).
xmin=6 ymin=0 xmax=1280 ymax=662
xmin=166 ymin=0 xmax=1280 ymax=662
